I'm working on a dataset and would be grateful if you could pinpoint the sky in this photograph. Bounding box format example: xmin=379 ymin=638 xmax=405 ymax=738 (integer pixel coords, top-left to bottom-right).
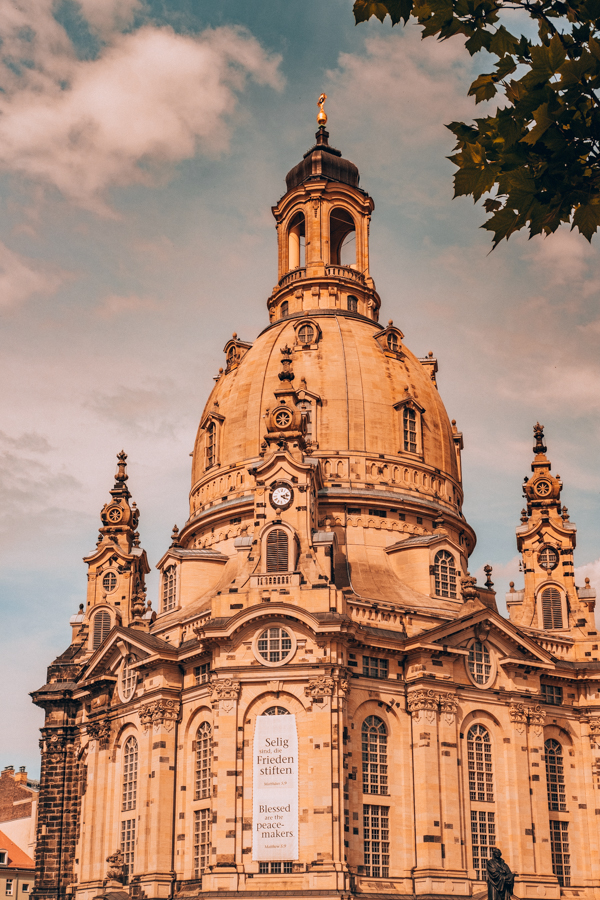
xmin=1 ymin=0 xmax=599 ymax=778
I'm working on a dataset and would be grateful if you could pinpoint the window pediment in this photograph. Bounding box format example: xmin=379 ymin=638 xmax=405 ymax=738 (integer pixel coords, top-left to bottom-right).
xmin=374 ymin=324 xmax=405 ymax=357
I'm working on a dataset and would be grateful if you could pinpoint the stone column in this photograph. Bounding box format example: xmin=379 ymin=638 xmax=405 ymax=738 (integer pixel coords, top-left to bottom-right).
xmin=407 ymin=688 xmax=443 ymax=890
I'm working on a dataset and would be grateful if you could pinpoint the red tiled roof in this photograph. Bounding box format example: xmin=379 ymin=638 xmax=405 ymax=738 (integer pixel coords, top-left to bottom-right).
xmin=0 ymin=830 xmax=34 ymax=869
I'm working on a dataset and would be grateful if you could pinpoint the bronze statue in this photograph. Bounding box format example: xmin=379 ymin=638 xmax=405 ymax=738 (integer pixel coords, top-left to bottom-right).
xmin=487 ymin=847 xmax=517 ymax=900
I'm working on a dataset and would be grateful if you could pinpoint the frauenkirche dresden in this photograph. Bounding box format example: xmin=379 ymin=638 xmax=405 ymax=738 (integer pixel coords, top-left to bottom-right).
xmin=31 ymin=99 xmax=600 ymax=900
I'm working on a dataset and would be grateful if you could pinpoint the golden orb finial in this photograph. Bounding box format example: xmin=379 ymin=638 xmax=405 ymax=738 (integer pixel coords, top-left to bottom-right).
xmin=317 ymin=93 xmax=327 ymax=126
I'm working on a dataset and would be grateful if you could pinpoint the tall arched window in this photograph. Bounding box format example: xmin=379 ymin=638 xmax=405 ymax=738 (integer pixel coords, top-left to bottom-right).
xmin=467 ymin=725 xmax=495 ymax=880
xmin=330 ymin=208 xmax=356 ymax=266
xmin=541 ymin=587 xmax=563 ymax=629
xmin=206 ymin=422 xmax=216 ymax=469
xmin=195 ymin=722 xmax=212 ymax=800
xmin=362 ymin=716 xmax=388 ymax=795
xmin=266 ymin=528 xmax=289 ymax=573
xmin=403 ymin=408 xmax=417 ymax=452
xmin=122 ymin=736 xmax=138 ymax=811
xmin=467 ymin=725 xmax=494 ymax=802
xmin=545 ymin=739 xmax=566 ymax=811
xmin=347 ymin=295 xmax=358 ymax=313
xmin=297 ymin=399 xmax=313 ymax=443
xmin=92 ymin=610 xmax=111 ymax=649
xmin=162 ymin=565 xmax=177 ymax=612
xmin=288 ymin=211 xmax=305 ymax=270
xmin=434 ymin=550 xmax=457 ymax=599
xmin=280 ymin=300 xmax=289 ymax=318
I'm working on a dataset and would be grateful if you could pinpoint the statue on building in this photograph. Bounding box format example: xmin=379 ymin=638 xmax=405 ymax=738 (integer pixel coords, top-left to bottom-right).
xmin=487 ymin=847 xmax=517 ymax=900
xmin=105 ymin=849 xmax=125 ymax=884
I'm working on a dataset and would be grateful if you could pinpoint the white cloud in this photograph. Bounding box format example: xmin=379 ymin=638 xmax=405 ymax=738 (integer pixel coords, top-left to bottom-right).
xmin=522 ymin=229 xmax=593 ymax=287
xmin=0 ymin=18 xmax=283 ymax=212
xmin=95 ymin=292 xmax=156 ymax=319
xmin=576 ymin=558 xmax=600 ymax=589
xmin=77 ymin=0 xmax=142 ymax=37
xmin=0 ymin=241 xmax=70 ymax=308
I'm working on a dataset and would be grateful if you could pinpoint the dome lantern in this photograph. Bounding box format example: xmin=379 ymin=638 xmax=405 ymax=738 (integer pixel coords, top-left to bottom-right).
xmin=268 ymin=97 xmax=380 ymax=324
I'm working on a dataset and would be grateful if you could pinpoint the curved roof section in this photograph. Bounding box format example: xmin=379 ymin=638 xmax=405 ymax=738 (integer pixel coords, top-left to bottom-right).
xmin=285 ymin=128 xmax=360 ymax=192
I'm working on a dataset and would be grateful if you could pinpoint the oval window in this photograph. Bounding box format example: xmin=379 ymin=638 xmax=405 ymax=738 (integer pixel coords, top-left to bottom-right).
xmin=466 ymin=640 xmax=495 ymax=688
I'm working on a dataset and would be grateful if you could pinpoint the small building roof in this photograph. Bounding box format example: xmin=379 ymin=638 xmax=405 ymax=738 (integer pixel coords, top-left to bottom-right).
xmin=0 ymin=829 xmax=35 ymax=869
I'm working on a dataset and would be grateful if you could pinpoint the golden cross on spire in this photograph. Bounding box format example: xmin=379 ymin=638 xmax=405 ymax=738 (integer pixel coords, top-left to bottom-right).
xmin=317 ymin=93 xmax=327 ymax=126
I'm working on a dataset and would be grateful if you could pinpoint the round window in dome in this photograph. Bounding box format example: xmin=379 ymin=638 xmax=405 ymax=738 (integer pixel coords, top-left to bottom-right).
xmin=298 ymin=324 xmax=315 ymax=345
xmin=253 ymin=626 xmax=296 ymax=667
xmin=387 ymin=333 xmax=399 ymax=352
xmin=102 ymin=571 xmax=117 ymax=593
xmin=538 ymin=546 xmax=559 ymax=571
xmin=466 ymin=640 xmax=495 ymax=688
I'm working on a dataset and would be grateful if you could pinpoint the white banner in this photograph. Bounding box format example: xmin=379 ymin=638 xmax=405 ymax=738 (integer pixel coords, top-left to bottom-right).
xmin=252 ymin=713 xmax=298 ymax=861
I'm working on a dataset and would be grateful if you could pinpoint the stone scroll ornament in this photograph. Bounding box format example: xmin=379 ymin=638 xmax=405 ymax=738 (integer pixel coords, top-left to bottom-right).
xmin=209 ymin=678 xmax=240 ymax=712
xmin=138 ymin=699 xmax=180 ymax=732
xmin=407 ymin=690 xmax=458 ymax=724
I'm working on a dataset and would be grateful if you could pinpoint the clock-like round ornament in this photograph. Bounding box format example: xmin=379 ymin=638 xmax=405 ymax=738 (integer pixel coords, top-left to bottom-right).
xmin=274 ymin=408 xmax=292 ymax=429
xmin=270 ymin=484 xmax=293 ymax=510
xmin=107 ymin=506 xmax=123 ymax=523
xmin=535 ymin=480 xmax=551 ymax=497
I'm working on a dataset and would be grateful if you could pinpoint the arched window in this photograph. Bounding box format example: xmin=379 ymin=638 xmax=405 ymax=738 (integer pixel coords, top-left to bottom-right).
xmin=195 ymin=723 xmax=212 ymax=800
xmin=206 ymin=422 xmax=216 ymax=469
xmin=403 ymin=407 xmax=417 ymax=453
xmin=102 ymin=571 xmax=117 ymax=593
xmin=545 ymin=739 xmax=566 ymax=811
xmin=257 ymin=628 xmax=292 ymax=664
xmin=347 ymin=295 xmax=358 ymax=313
xmin=92 ymin=610 xmax=111 ymax=650
xmin=288 ymin=211 xmax=305 ymax=270
xmin=122 ymin=736 xmax=138 ymax=811
xmin=541 ymin=587 xmax=563 ymax=629
xmin=362 ymin=716 xmax=388 ymax=795
xmin=264 ymin=706 xmax=290 ymax=715
xmin=266 ymin=528 xmax=289 ymax=572
xmin=162 ymin=565 xmax=177 ymax=612
xmin=330 ymin=208 xmax=356 ymax=266
xmin=467 ymin=725 xmax=493 ymax=802
xmin=280 ymin=300 xmax=289 ymax=318
xmin=434 ymin=550 xmax=457 ymax=599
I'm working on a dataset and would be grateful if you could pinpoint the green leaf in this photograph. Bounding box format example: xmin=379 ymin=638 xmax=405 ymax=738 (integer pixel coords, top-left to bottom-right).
xmin=572 ymin=198 xmax=600 ymax=239
xmin=548 ymin=33 xmax=567 ymax=71
xmin=482 ymin=206 xmax=521 ymax=246
xmin=465 ymin=29 xmax=492 ymax=55
xmin=589 ymin=34 xmax=600 ymax=60
xmin=520 ymin=103 xmax=554 ymax=144
xmin=353 ymin=0 xmax=393 ymax=23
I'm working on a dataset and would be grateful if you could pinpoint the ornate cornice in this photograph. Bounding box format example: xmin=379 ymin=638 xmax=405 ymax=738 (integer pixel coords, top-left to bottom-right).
xmin=138 ymin=698 xmax=180 ymax=732
xmin=509 ymin=701 xmax=546 ymax=735
xmin=407 ymin=689 xmax=458 ymax=724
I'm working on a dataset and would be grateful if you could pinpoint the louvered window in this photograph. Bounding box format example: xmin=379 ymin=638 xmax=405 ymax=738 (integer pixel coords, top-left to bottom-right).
xmin=541 ymin=587 xmax=563 ymax=629
xmin=206 ymin=423 xmax=216 ymax=469
xmin=92 ymin=610 xmax=111 ymax=649
xmin=266 ymin=528 xmax=289 ymax=573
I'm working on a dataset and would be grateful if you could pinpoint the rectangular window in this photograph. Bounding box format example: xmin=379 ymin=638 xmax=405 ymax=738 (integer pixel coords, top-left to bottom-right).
xmin=21 ymin=887 xmax=29 ymax=894
xmin=471 ymin=810 xmax=495 ymax=880
xmin=162 ymin=565 xmax=177 ymax=612
xmin=194 ymin=663 xmax=210 ymax=685
xmin=363 ymin=657 xmax=389 ymax=679
xmin=368 ymin=509 xmax=386 ymax=518
xmin=5 ymin=882 xmax=13 ymax=896
xmin=363 ymin=805 xmax=390 ymax=878
xmin=121 ymin=818 xmax=136 ymax=878
xmin=193 ymin=808 xmax=211 ymax=878
xmin=541 ymin=684 xmax=563 ymax=705
xmin=258 ymin=862 xmax=292 ymax=874
xmin=347 ymin=507 xmax=362 ymax=516
xmin=550 ymin=821 xmax=570 ymax=886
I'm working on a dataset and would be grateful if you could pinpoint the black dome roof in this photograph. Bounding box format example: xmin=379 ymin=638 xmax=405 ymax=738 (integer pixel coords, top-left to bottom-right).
xmin=285 ymin=127 xmax=360 ymax=192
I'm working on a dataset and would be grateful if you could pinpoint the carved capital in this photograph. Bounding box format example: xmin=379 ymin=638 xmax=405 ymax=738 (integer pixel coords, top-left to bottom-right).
xmin=528 ymin=703 xmax=546 ymax=736
xmin=510 ymin=701 xmax=545 ymax=735
xmin=86 ymin=718 xmax=111 ymax=748
xmin=305 ymin=676 xmax=335 ymax=699
xmin=138 ymin=699 xmax=180 ymax=732
xmin=407 ymin=689 xmax=439 ymax=723
xmin=438 ymin=692 xmax=459 ymax=725
xmin=210 ymin=678 xmax=240 ymax=712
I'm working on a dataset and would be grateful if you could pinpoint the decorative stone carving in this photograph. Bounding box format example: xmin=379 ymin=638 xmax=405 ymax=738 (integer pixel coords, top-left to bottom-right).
xmin=210 ymin=678 xmax=241 ymax=712
xmin=138 ymin=699 xmax=180 ymax=732
xmin=407 ymin=689 xmax=439 ymax=723
xmin=438 ymin=692 xmax=459 ymax=725
xmin=44 ymin=732 xmax=68 ymax=760
xmin=509 ymin=701 xmax=545 ymax=734
xmin=509 ymin=702 xmax=528 ymax=734
xmin=528 ymin=704 xmax=546 ymax=736
xmin=586 ymin=716 xmax=600 ymax=742
xmin=106 ymin=848 xmax=125 ymax=884
xmin=87 ymin=718 xmax=111 ymax=747
xmin=305 ymin=676 xmax=335 ymax=698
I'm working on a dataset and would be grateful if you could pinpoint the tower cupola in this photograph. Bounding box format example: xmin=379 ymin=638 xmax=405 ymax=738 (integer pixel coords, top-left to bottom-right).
xmin=268 ymin=95 xmax=380 ymax=323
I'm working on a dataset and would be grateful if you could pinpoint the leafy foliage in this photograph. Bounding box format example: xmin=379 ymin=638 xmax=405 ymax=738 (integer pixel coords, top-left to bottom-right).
xmin=354 ymin=0 xmax=600 ymax=245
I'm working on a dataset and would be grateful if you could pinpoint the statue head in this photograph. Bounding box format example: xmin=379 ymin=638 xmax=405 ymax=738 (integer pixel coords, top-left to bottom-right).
xmin=492 ymin=847 xmax=502 ymax=859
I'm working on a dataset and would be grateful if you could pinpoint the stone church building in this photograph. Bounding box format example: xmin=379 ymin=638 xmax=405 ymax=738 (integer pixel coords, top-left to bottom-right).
xmin=31 ymin=106 xmax=600 ymax=900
